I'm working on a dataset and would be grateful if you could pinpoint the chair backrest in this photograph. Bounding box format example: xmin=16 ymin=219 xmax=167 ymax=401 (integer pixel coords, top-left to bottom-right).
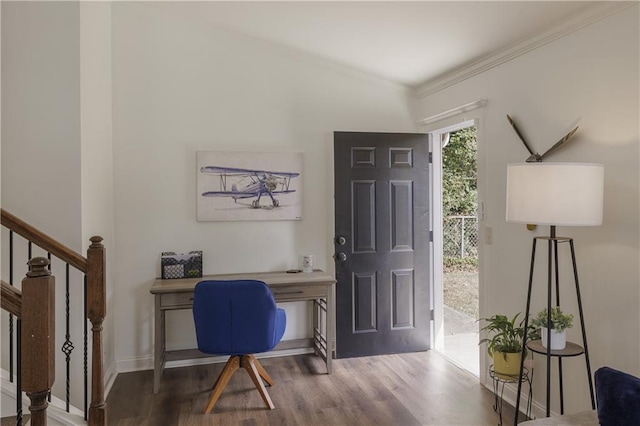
xmin=192 ymin=280 xmax=279 ymax=355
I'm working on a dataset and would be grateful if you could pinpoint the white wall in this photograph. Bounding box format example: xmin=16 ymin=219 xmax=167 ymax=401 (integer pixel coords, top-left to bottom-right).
xmin=1 ymin=0 xmax=88 ymax=409
xmin=1 ymin=1 xmax=82 ymax=247
xmin=111 ymin=2 xmax=416 ymax=371
xmin=1 ymin=1 xmax=118 ymax=407
xmin=414 ymin=6 xmax=639 ymax=416
xmin=80 ymin=1 xmax=116 ymax=388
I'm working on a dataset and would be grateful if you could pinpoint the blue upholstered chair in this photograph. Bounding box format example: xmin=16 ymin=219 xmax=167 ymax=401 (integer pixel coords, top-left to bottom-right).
xmin=192 ymin=279 xmax=286 ymax=413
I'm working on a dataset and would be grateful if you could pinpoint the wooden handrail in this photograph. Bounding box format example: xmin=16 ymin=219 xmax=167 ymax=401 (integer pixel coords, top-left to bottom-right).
xmin=1 ymin=208 xmax=87 ymax=272
xmin=1 ymin=209 xmax=107 ymax=425
xmin=1 ymin=279 xmax=22 ymax=317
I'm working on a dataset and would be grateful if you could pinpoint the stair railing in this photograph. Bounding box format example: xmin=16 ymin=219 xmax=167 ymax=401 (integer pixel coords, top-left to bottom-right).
xmin=1 ymin=209 xmax=107 ymax=426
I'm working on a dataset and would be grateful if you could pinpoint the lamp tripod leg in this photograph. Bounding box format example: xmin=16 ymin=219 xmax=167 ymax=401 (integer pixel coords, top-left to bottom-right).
xmin=570 ymin=240 xmax=596 ymax=409
xmin=514 ymin=238 xmax=537 ymax=426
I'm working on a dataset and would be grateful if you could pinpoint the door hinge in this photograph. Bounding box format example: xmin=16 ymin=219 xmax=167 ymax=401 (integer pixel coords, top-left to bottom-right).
xmin=428 ymin=152 xmax=433 ymax=163
xmin=429 ymin=230 xmax=433 ymax=242
xmin=430 ymin=309 xmax=435 ymax=320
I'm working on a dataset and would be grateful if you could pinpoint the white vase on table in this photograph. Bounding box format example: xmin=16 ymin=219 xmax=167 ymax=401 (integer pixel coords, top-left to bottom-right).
xmin=541 ymin=327 xmax=567 ymax=350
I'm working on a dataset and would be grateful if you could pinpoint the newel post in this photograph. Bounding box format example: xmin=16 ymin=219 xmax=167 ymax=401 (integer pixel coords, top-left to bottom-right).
xmin=21 ymin=257 xmax=55 ymax=426
xmin=87 ymin=236 xmax=107 ymax=426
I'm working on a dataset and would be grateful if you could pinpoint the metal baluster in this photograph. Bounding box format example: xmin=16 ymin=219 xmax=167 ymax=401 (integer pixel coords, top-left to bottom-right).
xmin=61 ymin=263 xmax=74 ymax=412
xmin=48 ymin=252 xmax=53 ymax=405
xmin=16 ymin=318 xmax=22 ymax=426
xmin=9 ymin=230 xmax=14 ymax=382
xmin=84 ymin=275 xmax=88 ymax=420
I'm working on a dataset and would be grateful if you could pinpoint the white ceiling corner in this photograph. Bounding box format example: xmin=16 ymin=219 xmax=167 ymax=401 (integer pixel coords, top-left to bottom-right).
xmin=148 ymin=1 xmax=629 ymax=91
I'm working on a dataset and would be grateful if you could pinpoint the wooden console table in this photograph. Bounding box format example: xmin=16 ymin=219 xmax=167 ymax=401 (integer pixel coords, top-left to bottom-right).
xmin=150 ymin=270 xmax=336 ymax=394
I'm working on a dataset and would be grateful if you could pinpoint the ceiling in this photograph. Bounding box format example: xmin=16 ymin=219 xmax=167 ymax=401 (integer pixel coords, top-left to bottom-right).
xmin=150 ymin=1 xmax=596 ymax=88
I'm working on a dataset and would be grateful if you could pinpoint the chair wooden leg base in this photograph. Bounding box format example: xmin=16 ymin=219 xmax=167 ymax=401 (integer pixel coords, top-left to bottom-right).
xmin=203 ymin=354 xmax=276 ymax=413
xmin=204 ymin=356 xmax=240 ymax=414
xmin=250 ymin=355 xmax=275 ymax=386
xmin=241 ymin=355 xmax=275 ymax=409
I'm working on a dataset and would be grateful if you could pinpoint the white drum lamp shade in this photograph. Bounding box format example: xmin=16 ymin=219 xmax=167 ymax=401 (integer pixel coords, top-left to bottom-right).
xmin=506 ymin=163 xmax=604 ymax=226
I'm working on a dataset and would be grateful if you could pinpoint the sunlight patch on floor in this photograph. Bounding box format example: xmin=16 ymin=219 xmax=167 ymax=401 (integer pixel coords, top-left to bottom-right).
xmin=441 ymin=305 xmax=479 ymax=376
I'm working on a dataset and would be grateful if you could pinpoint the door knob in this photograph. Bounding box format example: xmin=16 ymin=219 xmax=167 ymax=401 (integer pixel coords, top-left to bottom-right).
xmin=335 ymin=252 xmax=347 ymax=262
xmin=335 ymin=236 xmax=347 ymax=246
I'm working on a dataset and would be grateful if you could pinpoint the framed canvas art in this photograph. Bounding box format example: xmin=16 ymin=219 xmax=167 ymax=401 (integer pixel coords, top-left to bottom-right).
xmin=196 ymin=151 xmax=303 ymax=221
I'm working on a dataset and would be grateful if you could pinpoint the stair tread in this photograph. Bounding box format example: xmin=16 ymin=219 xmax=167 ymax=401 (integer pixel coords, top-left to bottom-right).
xmin=1 ymin=414 xmax=31 ymax=426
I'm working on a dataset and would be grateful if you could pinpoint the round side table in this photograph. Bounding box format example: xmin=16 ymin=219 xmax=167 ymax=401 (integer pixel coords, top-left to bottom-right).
xmin=489 ymin=365 xmax=532 ymax=425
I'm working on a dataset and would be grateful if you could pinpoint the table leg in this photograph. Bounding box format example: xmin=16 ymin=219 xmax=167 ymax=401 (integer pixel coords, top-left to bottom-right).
xmin=312 ymin=299 xmax=320 ymax=357
xmin=153 ymin=296 xmax=165 ymax=394
xmin=326 ymin=284 xmax=335 ymax=374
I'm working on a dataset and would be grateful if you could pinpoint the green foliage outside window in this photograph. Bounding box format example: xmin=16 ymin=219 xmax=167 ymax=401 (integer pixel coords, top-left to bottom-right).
xmin=443 ymin=127 xmax=477 ymax=217
xmin=442 ymin=127 xmax=478 ymax=268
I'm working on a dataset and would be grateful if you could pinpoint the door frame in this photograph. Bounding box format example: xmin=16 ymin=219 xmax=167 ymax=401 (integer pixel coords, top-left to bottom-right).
xmin=428 ymin=119 xmax=475 ymax=351
xmin=418 ymin=102 xmax=487 ymax=379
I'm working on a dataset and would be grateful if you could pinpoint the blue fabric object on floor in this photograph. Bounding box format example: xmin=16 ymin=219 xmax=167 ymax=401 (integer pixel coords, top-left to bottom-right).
xmin=595 ymin=366 xmax=640 ymax=426
xmin=193 ymin=279 xmax=286 ymax=355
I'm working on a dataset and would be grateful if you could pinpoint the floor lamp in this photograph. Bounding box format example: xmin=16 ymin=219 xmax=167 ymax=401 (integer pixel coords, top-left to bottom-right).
xmin=505 ymin=163 xmax=604 ymax=424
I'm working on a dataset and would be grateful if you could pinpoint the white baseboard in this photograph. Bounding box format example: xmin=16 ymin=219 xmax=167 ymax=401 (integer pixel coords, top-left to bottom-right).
xmin=483 ymin=380 xmax=559 ymax=421
xmin=103 ymin=360 xmax=118 ymax=398
xmin=1 ymin=371 xmax=85 ymax=425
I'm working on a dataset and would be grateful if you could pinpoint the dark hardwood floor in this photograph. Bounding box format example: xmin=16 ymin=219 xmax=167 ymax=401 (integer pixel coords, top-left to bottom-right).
xmin=107 ymin=351 xmax=525 ymax=425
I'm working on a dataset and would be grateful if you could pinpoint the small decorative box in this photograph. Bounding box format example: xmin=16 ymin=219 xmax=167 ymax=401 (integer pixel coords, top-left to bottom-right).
xmin=161 ymin=251 xmax=202 ymax=279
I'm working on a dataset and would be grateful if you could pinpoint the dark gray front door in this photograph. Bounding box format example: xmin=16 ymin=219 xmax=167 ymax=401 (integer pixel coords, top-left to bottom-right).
xmin=334 ymin=132 xmax=431 ymax=358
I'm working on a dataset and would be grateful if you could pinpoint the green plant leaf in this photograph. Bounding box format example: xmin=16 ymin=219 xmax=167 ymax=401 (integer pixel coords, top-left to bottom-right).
xmin=478 ymin=312 xmax=537 ymax=355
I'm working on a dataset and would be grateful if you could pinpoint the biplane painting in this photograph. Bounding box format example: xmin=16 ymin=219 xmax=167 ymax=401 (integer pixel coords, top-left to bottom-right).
xmin=196 ymin=151 xmax=303 ymax=221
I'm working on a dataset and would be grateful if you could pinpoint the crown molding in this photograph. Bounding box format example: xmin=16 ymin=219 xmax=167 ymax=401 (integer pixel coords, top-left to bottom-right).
xmin=415 ymin=2 xmax=637 ymax=99
xmin=417 ymin=99 xmax=488 ymax=127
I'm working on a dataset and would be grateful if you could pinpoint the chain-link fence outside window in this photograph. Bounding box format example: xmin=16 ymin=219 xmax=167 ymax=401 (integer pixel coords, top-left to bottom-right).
xmin=443 ymin=215 xmax=478 ymax=259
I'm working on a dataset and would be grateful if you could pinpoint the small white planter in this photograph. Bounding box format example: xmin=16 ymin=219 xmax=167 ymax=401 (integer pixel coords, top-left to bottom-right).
xmin=541 ymin=327 xmax=567 ymax=350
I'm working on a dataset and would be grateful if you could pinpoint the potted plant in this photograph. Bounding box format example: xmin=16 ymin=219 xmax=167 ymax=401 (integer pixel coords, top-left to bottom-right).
xmin=479 ymin=313 xmax=537 ymax=377
xmin=531 ymin=307 xmax=573 ymax=350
